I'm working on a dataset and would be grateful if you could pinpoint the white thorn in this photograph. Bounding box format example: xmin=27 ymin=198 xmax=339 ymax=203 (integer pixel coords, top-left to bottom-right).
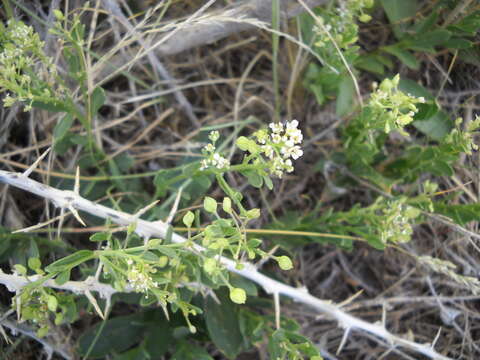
xmin=274 ymin=291 xmax=280 ymax=330
xmin=16 ymin=293 xmax=21 ymax=322
xmin=104 ymin=295 xmax=111 ymax=319
xmin=382 ymin=302 xmax=387 ymax=327
xmin=336 ymin=327 xmax=351 ymax=355
xmin=84 ymin=290 xmax=105 ymax=320
xmin=22 ymin=148 xmax=51 ymax=178
xmin=0 ymin=323 xmax=12 ymax=345
xmin=160 ymin=303 xmax=170 ymax=321
xmin=338 ymin=289 xmax=364 ymax=308
xmin=57 ymin=207 xmax=66 ymax=240
xmin=432 ymin=327 xmax=442 ymax=349
xmin=68 ymin=205 xmax=86 ymax=227
xmin=74 ymin=167 xmax=80 ymax=195
xmin=135 ymin=200 xmax=160 ymax=218
xmin=166 ymin=186 xmax=183 ymax=225
xmin=13 ymin=216 xmax=59 ymax=233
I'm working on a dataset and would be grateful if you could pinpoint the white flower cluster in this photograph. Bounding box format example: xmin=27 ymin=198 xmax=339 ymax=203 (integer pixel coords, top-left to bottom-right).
xmin=369 ymin=75 xmax=427 ymax=135
xmin=200 ymin=131 xmax=230 ymax=171
xmin=255 ymin=120 xmax=304 ymax=178
xmin=126 ymin=259 xmax=158 ymax=293
xmin=0 ymin=20 xmax=60 ymax=111
xmin=378 ymin=200 xmax=419 ymax=244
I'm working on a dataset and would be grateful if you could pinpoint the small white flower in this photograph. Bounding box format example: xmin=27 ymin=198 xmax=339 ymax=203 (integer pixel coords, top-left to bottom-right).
xmin=209 ymin=130 xmax=220 ymax=142
xmin=289 ymin=129 xmax=303 ymax=144
xmin=290 ymin=146 xmax=303 ymax=160
xmin=271 ymin=133 xmax=282 ymax=143
xmin=204 ymin=143 xmax=215 ymax=152
xmin=262 ymin=145 xmax=274 ymax=159
xmin=216 ymin=157 xmax=230 ymax=169
xmin=286 ymin=119 xmax=299 ymax=130
xmin=211 ymin=153 xmax=230 ymax=169
xmin=200 ymin=159 xmax=209 ymax=170
xmin=418 ymin=97 xmax=426 ymax=103
xmin=269 ymin=122 xmax=283 ymax=134
xmin=284 ymin=159 xmax=294 ymax=173
xmin=274 ymin=170 xmax=283 ymax=178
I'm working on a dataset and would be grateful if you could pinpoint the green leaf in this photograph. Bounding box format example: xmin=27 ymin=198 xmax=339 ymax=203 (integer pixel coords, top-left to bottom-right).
xmin=144 ymin=317 xmax=172 ymax=357
xmin=243 ymin=170 xmax=263 ymax=188
xmin=14 ymin=264 xmax=27 ymax=276
xmin=434 ymin=203 xmax=480 ymax=226
xmin=141 ymin=251 xmax=159 ymax=262
xmin=410 ymin=29 xmax=452 ymax=50
xmin=398 ymin=78 xmax=435 ymax=100
xmin=45 ymin=250 xmax=94 ymax=273
xmin=205 ymin=291 xmax=245 ymax=359
xmin=336 ymin=76 xmax=356 ymax=117
xmin=413 ymin=11 xmax=438 ymax=33
xmin=31 ymin=100 xmax=69 ymax=113
xmin=381 ymin=0 xmax=418 ymax=38
xmin=90 ymin=87 xmax=105 ymax=117
xmin=78 ymin=314 xmax=145 ymax=358
xmin=204 ymin=197 xmax=217 ymax=213
xmin=276 ymin=255 xmax=293 ymax=270
xmin=55 ymin=269 xmax=71 ymax=285
xmin=222 ymin=197 xmax=232 ymax=214
xmin=245 ymin=208 xmax=260 ymax=220
xmin=383 ymin=46 xmax=419 ymax=70
xmin=114 ymin=346 xmax=145 ymax=360
xmin=441 ymin=38 xmax=473 ymax=50
xmin=203 ymin=258 xmax=217 ymax=274
xmin=268 ymin=328 xmax=322 ymax=359
xmin=28 ymin=257 xmax=41 ymax=270
xmin=53 ymin=114 xmax=74 ymax=141
xmin=235 ymin=136 xmax=258 ymax=153
xmin=413 ymin=110 xmax=453 ymax=140
xmin=354 ymin=55 xmax=385 ymax=75
xmin=236 ymin=136 xmax=250 ymax=151
xmin=447 ymin=10 xmax=480 ymax=35
xmin=47 ymin=295 xmax=58 ymax=312
xmin=263 ymin=175 xmax=273 ymax=190
xmin=89 ymin=232 xmax=109 ymax=242
xmin=230 ymin=275 xmax=258 ymax=296
xmin=171 ymin=341 xmax=213 ymax=360
xmin=155 ymin=246 xmax=178 ymax=259
xmin=154 ymin=169 xmax=181 ymax=198
xmin=183 ymin=211 xmax=195 ymax=228
xmin=229 ymin=288 xmax=247 ymax=304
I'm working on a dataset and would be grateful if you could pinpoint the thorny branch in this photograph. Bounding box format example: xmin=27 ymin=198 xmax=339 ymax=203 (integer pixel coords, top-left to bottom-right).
xmin=0 ymin=168 xmax=451 ymax=360
xmin=1 ymin=318 xmax=72 ymax=360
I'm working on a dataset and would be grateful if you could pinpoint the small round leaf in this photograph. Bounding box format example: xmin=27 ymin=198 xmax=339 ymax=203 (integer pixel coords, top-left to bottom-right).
xmin=229 ymin=287 xmax=246 ymax=304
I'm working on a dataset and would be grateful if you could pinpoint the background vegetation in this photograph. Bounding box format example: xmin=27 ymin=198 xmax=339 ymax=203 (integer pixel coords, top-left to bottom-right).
xmin=0 ymin=0 xmax=479 ymax=359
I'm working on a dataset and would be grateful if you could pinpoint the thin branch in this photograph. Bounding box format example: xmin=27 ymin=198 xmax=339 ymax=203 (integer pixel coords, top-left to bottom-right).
xmin=0 ymin=169 xmax=451 ymax=360
xmin=1 ymin=319 xmax=73 ymax=360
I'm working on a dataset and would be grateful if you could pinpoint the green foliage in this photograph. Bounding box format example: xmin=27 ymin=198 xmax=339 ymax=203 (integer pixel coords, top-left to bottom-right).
xmin=205 ymin=291 xmax=245 ymax=358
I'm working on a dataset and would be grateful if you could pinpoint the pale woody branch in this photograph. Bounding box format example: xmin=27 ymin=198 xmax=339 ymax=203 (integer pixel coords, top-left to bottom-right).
xmin=0 ymin=169 xmax=451 ymax=360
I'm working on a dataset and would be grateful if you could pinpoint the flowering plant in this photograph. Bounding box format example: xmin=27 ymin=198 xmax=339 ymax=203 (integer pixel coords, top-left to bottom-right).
xmin=0 ymin=2 xmax=479 ymax=360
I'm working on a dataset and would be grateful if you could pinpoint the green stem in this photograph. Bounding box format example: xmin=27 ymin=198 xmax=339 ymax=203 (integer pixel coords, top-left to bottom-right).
xmin=216 ymin=174 xmax=247 ymax=215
